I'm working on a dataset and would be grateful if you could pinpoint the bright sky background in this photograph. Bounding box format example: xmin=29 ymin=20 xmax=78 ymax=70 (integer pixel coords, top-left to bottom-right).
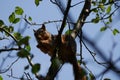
xmin=0 ymin=0 xmax=120 ymax=80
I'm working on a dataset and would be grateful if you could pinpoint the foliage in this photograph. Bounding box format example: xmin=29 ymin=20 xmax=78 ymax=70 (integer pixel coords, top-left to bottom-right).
xmin=31 ymin=63 xmax=41 ymax=74
xmin=35 ymin=0 xmax=42 ymax=6
xmin=0 ymin=75 xmax=3 ymax=80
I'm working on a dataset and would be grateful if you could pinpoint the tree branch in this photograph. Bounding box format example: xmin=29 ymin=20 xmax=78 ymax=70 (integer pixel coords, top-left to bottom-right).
xmin=0 ymin=48 xmax=20 ymax=53
xmin=0 ymin=58 xmax=19 ymax=73
xmin=0 ymin=27 xmax=18 ymax=43
xmin=71 ymin=0 xmax=91 ymax=39
xmin=45 ymin=0 xmax=72 ymax=80
xmin=26 ymin=56 xmax=40 ymax=79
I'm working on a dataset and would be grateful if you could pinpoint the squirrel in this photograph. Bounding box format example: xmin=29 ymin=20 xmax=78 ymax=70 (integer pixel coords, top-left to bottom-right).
xmin=34 ymin=24 xmax=86 ymax=80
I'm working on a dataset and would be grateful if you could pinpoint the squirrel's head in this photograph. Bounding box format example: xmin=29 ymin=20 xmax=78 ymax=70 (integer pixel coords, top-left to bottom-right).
xmin=34 ymin=24 xmax=50 ymax=41
xmin=33 ymin=24 xmax=46 ymax=33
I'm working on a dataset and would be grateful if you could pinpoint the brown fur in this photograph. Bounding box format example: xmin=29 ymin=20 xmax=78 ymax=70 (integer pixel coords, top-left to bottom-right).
xmin=34 ymin=24 xmax=86 ymax=80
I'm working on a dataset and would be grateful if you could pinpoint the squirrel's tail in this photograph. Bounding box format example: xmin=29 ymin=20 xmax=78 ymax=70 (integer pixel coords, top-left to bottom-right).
xmin=72 ymin=58 xmax=87 ymax=80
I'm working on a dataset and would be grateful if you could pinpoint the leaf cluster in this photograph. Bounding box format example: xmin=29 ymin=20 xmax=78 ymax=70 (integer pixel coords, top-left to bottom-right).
xmin=9 ymin=6 xmax=24 ymax=24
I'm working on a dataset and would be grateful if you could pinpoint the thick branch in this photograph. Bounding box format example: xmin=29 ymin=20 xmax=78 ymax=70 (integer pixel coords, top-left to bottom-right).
xmin=71 ymin=0 xmax=91 ymax=39
xmin=58 ymin=0 xmax=71 ymax=35
xmin=45 ymin=0 xmax=72 ymax=80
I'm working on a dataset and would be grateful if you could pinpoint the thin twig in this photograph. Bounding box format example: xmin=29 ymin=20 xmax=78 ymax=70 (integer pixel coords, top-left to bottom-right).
xmin=0 ymin=48 xmax=20 ymax=53
xmin=24 ymin=18 xmax=75 ymax=26
xmin=24 ymin=72 xmax=33 ymax=80
xmin=0 ymin=58 xmax=19 ymax=73
xmin=0 ymin=27 xmax=18 ymax=43
xmin=71 ymin=1 xmax=85 ymax=7
xmin=26 ymin=56 xmax=40 ymax=79
xmin=82 ymin=40 xmax=107 ymax=67
xmin=78 ymin=31 xmax=83 ymax=63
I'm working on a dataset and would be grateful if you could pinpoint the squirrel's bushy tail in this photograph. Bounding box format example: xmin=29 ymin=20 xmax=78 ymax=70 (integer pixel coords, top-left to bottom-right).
xmin=72 ymin=57 xmax=87 ymax=80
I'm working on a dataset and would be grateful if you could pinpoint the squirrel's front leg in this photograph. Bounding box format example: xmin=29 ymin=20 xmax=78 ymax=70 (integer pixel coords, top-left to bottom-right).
xmin=37 ymin=44 xmax=48 ymax=53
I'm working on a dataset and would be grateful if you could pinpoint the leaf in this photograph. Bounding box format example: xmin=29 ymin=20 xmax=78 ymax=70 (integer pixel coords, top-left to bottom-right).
xmin=15 ymin=6 xmax=24 ymax=15
xmin=0 ymin=75 xmax=3 ymax=80
xmin=25 ymin=45 xmax=31 ymax=52
xmin=0 ymin=20 xmax=4 ymax=26
xmin=100 ymin=27 xmax=107 ymax=32
xmin=13 ymin=32 xmax=22 ymax=40
xmin=109 ymin=0 xmax=114 ymax=3
xmin=9 ymin=12 xmax=15 ymax=23
xmin=3 ymin=26 xmax=10 ymax=37
xmin=106 ymin=5 xmax=111 ymax=14
xmin=102 ymin=0 xmax=106 ymax=3
xmin=65 ymin=30 xmax=72 ymax=35
xmin=109 ymin=16 xmax=112 ymax=22
xmin=92 ymin=1 xmax=96 ymax=6
xmin=91 ymin=8 xmax=98 ymax=12
xmin=17 ymin=36 xmax=30 ymax=46
xmin=113 ymin=29 xmax=119 ymax=35
xmin=13 ymin=18 xmax=20 ymax=24
xmin=8 ymin=26 xmax=14 ymax=33
xmin=35 ymin=0 xmax=42 ymax=6
xmin=91 ymin=17 xmax=100 ymax=23
xmin=99 ymin=3 xmax=105 ymax=11
xmin=17 ymin=49 xmax=30 ymax=58
xmin=89 ymin=73 xmax=95 ymax=80
xmin=28 ymin=16 xmax=32 ymax=21
xmin=32 ymin=63 xmax=40 ymax=74
xmin=104 ymin=78 xmax=111 ymax=80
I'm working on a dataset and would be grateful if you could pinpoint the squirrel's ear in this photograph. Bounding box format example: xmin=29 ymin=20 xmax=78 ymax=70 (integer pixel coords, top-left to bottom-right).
xmin=41 ymin=24 xmax=46 ymax=30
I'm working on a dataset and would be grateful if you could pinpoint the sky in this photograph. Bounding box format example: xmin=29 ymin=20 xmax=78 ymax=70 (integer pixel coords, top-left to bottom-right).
xmin=0 ymin=0 xmax=120 ymax=80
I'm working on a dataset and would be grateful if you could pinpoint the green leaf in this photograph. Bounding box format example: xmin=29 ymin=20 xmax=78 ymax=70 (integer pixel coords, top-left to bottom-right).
xmin=65 ymin=30 xmax=72 ymax=35
xmin=109 ymin=16 xmax=112 ymax=22
xmin=8 ymin=26 xmax=14 ymax=33
xmin=28 ymin=16 xmax=32 ymax=21
xmin=91 ymin=8 xmax=98 ymax=12
xmin=17 ymin=49 xmax=30 ymax=58
xmin=25 ymin=45 xmax=31 ymax=52
xmin=109 ymin=0 xmax=114 ymax=3
xmin=92 ymin=1 xmax=96 ymax=6
xmin=0 ymin=75 xmax=3 ymax=80
xmin=99 ymin=3 xmax=105 ymax=10
xmin=113 ymin=29 xmax=119 ymax=35
xmin=13 ymin=18 xmax=20 ymax=24
xmin=15 ymin=6 xmax=24 ymax=15
xmin=32 ymin=63 xmax=40 ymax=74
xmin=35 ymin=0 xmax=42 ymax=6
xmin=91 ymin=17 xmax=100 ymax=23
xmin=104 ymin=78 xmax=111 ymax=80
xmin=102 ymin=0 xmax=106 ymax=3
xmin=0 ymin=20 xmax=4 ymax=26
xmin=9 ymin=12 xmax=15 ymax=23
xmin=89 ymin=73 xmax=95 ymax=80
xmin=100 ymin=27 xmax=107 ymax=32
xmin=13 ymin=32 xmax=22 ymax=40
xmin=17 ymin=36 xmax=30 ymax=46
xmin=106 ymin=5 xmax=111 ymax=14
xmin=3 ymin=26 xmax=10 ymax=37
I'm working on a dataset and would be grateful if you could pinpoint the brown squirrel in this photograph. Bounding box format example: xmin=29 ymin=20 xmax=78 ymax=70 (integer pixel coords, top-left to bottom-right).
xmin=34 ymin=24 xmax=86 ymax=80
